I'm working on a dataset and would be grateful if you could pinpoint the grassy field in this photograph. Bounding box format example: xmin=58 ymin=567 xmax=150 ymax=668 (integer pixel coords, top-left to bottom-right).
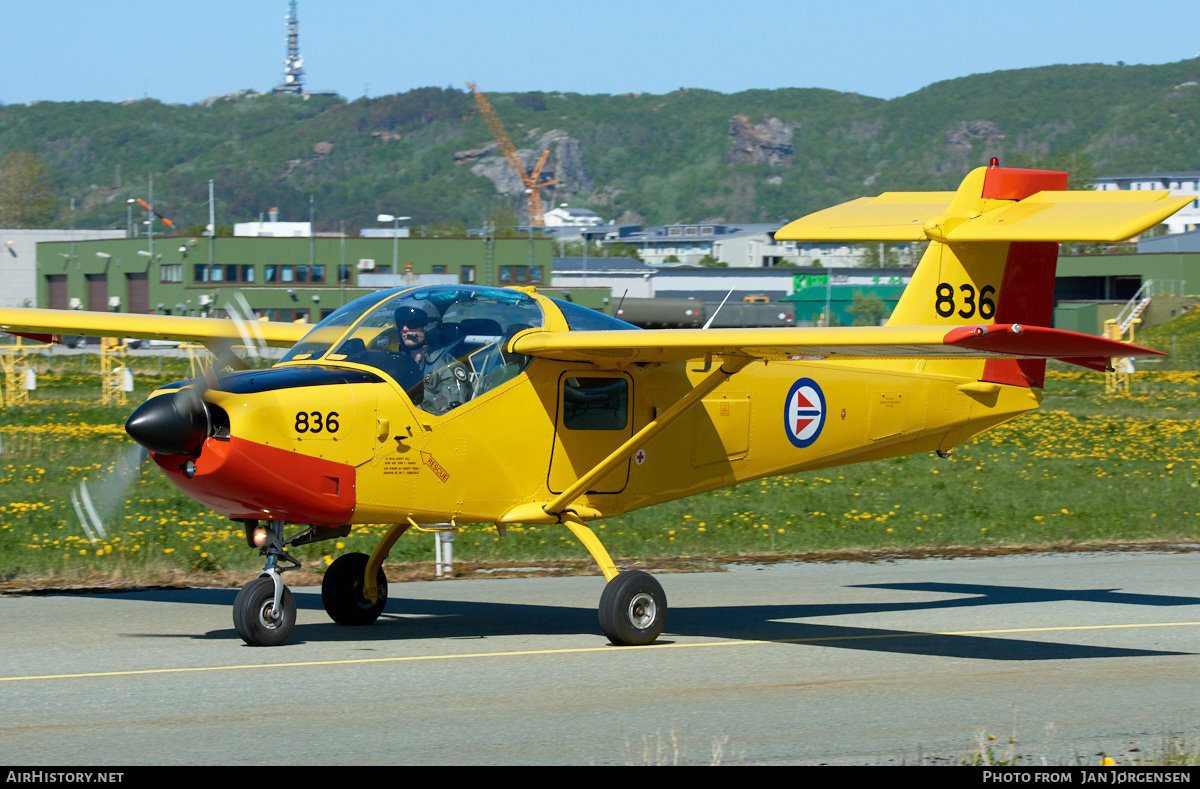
xmin=0 ymin=349 xmax=1197 ymax=586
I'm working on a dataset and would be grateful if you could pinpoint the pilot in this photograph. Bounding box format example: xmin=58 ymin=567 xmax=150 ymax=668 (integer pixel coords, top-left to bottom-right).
xmin=394 ymin=305 xmax=471 ymax=415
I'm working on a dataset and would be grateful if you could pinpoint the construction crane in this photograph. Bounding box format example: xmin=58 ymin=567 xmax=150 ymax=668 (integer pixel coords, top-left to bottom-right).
xmin=466 ymin=82 xmax=556 ymax=227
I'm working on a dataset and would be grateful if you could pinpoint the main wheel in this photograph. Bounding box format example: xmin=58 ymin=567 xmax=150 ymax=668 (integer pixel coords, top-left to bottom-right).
xmin=322 ymin=552 xmax=387 ymax=626
xmin=598 ymin=570 xmax=667 ymax=646
xmin=232 ymin=576 xmax=296 ymax=646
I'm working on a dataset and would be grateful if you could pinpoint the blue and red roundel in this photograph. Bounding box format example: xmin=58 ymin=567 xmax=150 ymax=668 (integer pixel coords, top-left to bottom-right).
xmin=783 ymin=378 xmax=826 ymax=448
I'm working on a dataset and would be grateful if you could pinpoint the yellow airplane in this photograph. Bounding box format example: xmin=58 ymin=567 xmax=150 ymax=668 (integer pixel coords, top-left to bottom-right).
xmin=0 ymin=162 xmax=1187 ymax=647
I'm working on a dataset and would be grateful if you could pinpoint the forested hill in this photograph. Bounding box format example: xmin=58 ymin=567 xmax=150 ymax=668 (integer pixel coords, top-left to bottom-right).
xmin=2 ymin=57 xmax=1199 ymax=232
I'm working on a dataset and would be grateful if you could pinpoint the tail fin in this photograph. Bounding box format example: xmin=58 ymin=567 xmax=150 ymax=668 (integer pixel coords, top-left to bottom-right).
xmin=776 ymin=163 xmax=1192 ymax=387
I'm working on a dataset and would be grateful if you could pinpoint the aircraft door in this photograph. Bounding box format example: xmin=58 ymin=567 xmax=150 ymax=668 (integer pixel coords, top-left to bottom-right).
xmin=548 ymin=372 xmax=633 ymax=495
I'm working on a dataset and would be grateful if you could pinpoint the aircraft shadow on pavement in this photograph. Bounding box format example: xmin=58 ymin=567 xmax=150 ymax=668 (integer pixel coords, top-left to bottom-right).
xmin=81 ymin=580 xmax=1200 ymax=661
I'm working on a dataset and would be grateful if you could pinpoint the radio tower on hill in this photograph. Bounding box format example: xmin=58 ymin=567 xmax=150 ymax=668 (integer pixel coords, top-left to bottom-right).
xmin=272 ymin=0 xmax=305 ymax=95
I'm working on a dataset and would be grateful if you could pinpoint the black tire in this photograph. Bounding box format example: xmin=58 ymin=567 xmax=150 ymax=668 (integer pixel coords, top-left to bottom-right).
xmin=598 ymin=570 xmax=667 ymax=646
xmin=232 ymin=575 xmax=296 ymax=647
xmin=322 ymin=552 xmax=387 ymax=626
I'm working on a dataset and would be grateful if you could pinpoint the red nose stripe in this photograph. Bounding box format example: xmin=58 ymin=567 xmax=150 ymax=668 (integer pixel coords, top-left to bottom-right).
xmin=153 ymin=436 xmax=355 ymax=524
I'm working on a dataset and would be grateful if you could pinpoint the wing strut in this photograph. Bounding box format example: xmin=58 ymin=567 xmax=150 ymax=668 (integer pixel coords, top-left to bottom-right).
xmin=505 ymin=356 xmax=754 ymax=536
xmin=499 ymin=355 xmax=753 ymax=578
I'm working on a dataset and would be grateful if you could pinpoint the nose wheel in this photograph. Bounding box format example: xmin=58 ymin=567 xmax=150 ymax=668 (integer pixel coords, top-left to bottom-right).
xmin=233 ymin=520 xmax=301 ymax=646
xmin=233 ymin=575 xmax=296 ymax=646
xmin=598 ymin=570 xmax=667 ymax=646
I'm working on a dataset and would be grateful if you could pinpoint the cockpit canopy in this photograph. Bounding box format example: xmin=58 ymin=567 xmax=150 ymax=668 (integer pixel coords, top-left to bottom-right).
xmin=279 ymin=286 xmax=546 ymax=414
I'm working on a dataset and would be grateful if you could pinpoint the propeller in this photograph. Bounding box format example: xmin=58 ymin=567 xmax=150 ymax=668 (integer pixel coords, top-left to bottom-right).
xmin=72 ymin=291 xmax=271 ymax=543
xmin=125 ymin=290 xmax=268 ymax=455
xmin=70 ymin=443 xmax=148 ymax=543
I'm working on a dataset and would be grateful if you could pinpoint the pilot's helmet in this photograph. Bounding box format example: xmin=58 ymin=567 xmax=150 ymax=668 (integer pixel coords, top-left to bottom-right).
xmin=394 ymin=305 xmax=438 ymax=330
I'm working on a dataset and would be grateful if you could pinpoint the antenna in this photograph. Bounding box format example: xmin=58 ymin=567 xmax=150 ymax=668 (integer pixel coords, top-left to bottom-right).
xmin=614 ymin=289 xmax=629 ymax=316
xmin=702 ymin=289 xmax=735 ymax=330
xmin=272 ymin=1 xmax=305 ymax=95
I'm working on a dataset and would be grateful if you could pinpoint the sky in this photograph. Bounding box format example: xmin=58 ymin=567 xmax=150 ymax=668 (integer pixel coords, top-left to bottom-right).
xmin=1 ymin=0 xmax=1198 ymax=105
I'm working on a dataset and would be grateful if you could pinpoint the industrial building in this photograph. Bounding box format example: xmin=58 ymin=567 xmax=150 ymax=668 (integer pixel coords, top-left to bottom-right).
xmin=1 ymin=229 xmax=126 ymax=308
xmin=35 ymin=234 xmax=557 ymax=322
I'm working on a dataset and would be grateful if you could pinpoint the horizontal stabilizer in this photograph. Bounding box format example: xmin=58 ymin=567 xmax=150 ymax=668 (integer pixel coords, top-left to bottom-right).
xmin=775 ymin=193 xmax=955 ymax=241
xmin=0 ymin=308 xmax=310 ymax=347
xmin=776 ymin=166 xmax=1193 ymax=243
xmin=510 ymin=324 xmax=1162 ymax=369
xmin=947 ymin=191 xmax=1195 ymax=242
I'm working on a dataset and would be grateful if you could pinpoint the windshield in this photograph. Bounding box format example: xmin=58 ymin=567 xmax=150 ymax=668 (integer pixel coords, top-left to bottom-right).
xmin=279 ymin=289 xmax=401 ymax=363
xmin=551 ymin=298 xmax=640 ymax=331
xmin=305 ymin=285 xmax=545 ymax=415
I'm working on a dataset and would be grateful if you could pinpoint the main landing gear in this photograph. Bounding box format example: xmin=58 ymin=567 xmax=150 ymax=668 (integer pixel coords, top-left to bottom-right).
xmin=321 ymin=552 xmax=388 ymax=625
xmin=560 ymin=513 xmax=669 ymax=646
xmin=229 ymin=517 xmax=666 ymax=647
xmin=598 ymin=570 xmax=667 ymax=646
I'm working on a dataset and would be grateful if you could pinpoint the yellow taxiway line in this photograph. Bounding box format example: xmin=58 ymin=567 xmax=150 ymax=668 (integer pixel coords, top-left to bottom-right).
xmin=3 ymin=621 xmax=1198 ymax=683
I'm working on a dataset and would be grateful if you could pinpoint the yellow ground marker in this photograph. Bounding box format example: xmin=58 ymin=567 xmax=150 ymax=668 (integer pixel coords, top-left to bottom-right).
xmin=3 ymin=621 xmax=1198 ymax=684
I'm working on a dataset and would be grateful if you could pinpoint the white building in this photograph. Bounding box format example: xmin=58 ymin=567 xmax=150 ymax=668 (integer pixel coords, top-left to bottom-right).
xmin=1093 ymin=171 xmax=1200 ymax=234
xmin=359 ymin=227 xmax=411 ymax=239
xmin=0 ymin=228 xmax=125 ymax=308
xmin=543 ymin=206 xmax=604 ymax=227
xmin=617 ymin=221 xmax=868 ymax=267
xmin=234 ymin=219 xmax=312 ymax=238
xmin=552 ymin=256 xmax=911 ymax=303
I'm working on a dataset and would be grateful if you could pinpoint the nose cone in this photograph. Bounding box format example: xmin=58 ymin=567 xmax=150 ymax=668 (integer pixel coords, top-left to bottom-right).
xmin=125 ymin=389 xmax=210 ymax=455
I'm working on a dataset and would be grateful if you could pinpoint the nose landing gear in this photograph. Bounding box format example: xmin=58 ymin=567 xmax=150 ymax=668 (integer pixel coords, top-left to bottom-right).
xmin=232 ymin=520 xmax=302 ymax=646
xmin=232 ymin=575 xmax=296 ymax=647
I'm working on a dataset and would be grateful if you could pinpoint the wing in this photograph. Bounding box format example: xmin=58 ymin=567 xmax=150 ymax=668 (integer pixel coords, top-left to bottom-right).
xmin=510 ymin=324 xmax=1162 ymax=371
xmin=0 ymin=308 xmax=310 ymax=347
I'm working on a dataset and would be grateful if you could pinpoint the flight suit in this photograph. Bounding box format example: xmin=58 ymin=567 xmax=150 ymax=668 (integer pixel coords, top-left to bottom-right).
xmin=414 ymin=344 xmax=471 ymax=416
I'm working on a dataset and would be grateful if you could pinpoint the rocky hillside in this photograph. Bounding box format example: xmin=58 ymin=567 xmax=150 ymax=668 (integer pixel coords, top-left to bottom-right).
xmin=2 ymin=57 xmax=1199 ymax=231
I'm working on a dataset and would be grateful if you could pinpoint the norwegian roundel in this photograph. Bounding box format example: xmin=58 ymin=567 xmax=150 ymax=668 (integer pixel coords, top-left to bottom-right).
xmin=783 ymin=378 xmax=826 ymax=448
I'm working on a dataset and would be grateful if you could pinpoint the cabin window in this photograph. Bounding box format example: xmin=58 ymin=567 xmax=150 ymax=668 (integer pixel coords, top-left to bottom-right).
xmin=563 ymin=377 xmax=628 ymax=430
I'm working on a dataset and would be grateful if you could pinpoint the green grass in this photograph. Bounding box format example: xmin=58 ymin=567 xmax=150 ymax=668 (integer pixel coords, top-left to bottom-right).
xmin=1 ymin=353 xmax=1198 ymax=584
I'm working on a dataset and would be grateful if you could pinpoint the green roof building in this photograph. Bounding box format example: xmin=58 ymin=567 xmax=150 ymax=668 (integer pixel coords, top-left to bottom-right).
xmin=782 ymin=284 xmax=906 ymax=326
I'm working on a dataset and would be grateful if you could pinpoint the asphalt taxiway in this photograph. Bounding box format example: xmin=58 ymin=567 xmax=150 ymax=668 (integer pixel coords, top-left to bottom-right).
xmin=2 ymin=552 xmax=1199 ymax=765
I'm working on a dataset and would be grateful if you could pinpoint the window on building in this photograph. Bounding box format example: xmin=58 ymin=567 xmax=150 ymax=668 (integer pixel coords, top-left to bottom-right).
xmin=461 ymin=265 xmax=476 ymax=284
xmin=432 ymin=265 xmax=447 ymax=274
xmin=226 ymin=265 xmax=255 ymax=282
xmin=499 ymin=265 xmax=542 ymax=283
xmin=262 ymin=308 xmax=311 ymax=322
xmin=160 ymin=264 xmax=182 ymax=283
xmin=195 ymin=264 xmax=255 ymax=283
xmin=264 ymin=264 xmax=322 ymax=283
xmin=338 ymin=264 xmax=352 ymax=283
xmin=500 ymin=265 xmax=538 ymax=283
